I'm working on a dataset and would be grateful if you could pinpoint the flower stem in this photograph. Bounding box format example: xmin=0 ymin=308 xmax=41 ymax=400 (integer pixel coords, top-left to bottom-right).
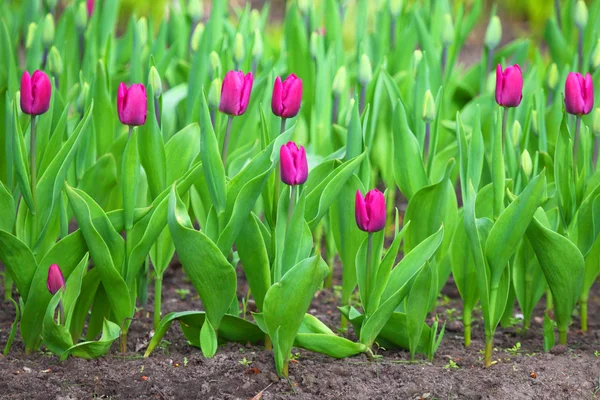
xmin=501 ymin=107 xmax=508 ymax=149
xmin=58 ymin=298 xmax=65 ymax=326
xmin=359 ymin=84 xmax=366 ymax=115
xmin=580 ymin=299 xmax=588 ymax=332
xmin=463 ymin=308 xmax=472 ymax=347
xmin=30 ymin=116 xmax=37 ymax=250
xmin=365 ymin=232 xmax=374 ymax=316
xmin=554 ymin=0 xmax=562 ymax=29
xmin=424 ymin=121 xmax=431 ymax=167
xmin=280 ymin=117 xmax=287 ymax=135
xmin=153 ymin=274 xmax=163 ymax=330
xmin=287 ymin=185 xmax=297 ymax=228
xmin=441 ymin=45 xmax=448 ymax=77
xmin=574 ymin=115 xmax=581 ymax=171
xmin=332 ymin=95 xmax=340 ymax=125
xmin=154 ymin=97 xmax=161 ymax=126
xmin=120 ymin=330 xmax=128 ymax=353
xmin=390 ymin=17 xmax=397 ymax=49
xmin=210 ymin=108 xmax=216 ymax=131
xmin=578 ymin=27 xmax=584 ymax=71
xmin=484 ymin=335 xmax=493 ymax=367
xmin=558 ymin=329 xmax=567 ymax=345
xmin=593 ymin=136 xmax=599 ymax=171
xmin=222 ymin=116 xmax=233 ymax=172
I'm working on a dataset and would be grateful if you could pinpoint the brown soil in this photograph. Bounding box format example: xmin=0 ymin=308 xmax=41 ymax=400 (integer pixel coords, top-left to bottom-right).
xmin=1 ymin=257 xmax=600 ymax=400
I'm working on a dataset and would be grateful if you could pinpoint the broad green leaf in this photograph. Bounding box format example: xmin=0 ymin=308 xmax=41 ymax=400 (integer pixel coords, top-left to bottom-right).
xmin=0 ymin=232 xmax=36 ymax=301
xmin=406 ymin=262 xmax=435 ymax=360
xmin=294 ymin=334 xmax=367 ymax=358
xmin=139 ymin=83 xmax=167 ymax=199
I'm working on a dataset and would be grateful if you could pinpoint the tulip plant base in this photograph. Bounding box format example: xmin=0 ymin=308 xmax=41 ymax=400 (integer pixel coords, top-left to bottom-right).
xmin=0 ymin=264 xmax=599 ymax=400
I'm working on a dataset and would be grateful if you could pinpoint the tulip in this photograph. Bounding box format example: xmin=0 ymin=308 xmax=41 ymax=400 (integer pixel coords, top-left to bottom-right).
xmin=87 ymin=0 xmax=95 ymax=17
xmin=219 ymin=71 xmax=253 ymax=116
xmin=272 ymin=74 xmax=303 ymax=120
xmin=20 ymin=70 xmax=52 ymax=116
xmin=495 ymin=64 xmax=523 ymax=108
xmin=355 ymin=189 xmax=386 ymax=233
xmin=117 ymin=83 xmax=147 ymax=126
xmin=565 ymin=72 xmax=594 ymax=116
xmin=47 ymin=264 xmax=65 ymax=295
xmin=280 ymin=142 xmax=308 ymax=186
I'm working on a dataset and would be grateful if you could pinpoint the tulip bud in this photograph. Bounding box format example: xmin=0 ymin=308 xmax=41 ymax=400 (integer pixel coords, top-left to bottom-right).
xmin=43 ymin=14 xmax=55 ymax=48
xmin=594 ymin=108 xmax=600 ymax=137
xmin=20 ymin=71 xmax=52 ymax=116
xmin=149 ymin=66 xmax=162 ymax=98
xmin=298 ymin=0 xmax=310 ymax=15
xmin=48 ymin=46 xmax=63 ymax=76
xmin=511 ymin=120 xmax=522 ymax=147
xmin=310 ymin=31 xmax=319 ymax=60
xmin=45 ymin=0 xmax=58 ymax=11
xmin=117 ymin=83 xmax=147 ymax=126
xmin=422 ymin=89 xmax=435 ymax=123
xmin=495 ymin=64 xmax=523 ymax=108
xmin=76 ymin=2 xmax=88 ymax=31
xmin=358 ymin=54 xmax=373 ymax=87
xmin=250 ymin=9 xmax=261 ymax=32
xmin=521 ymin=150 xmax=533 ymax=177
xmin=77 ymin=81 xmax=89 ymax=111
xmin=87 ymin=0 xmax=95 ymax=17
xmin=26 ymin=23 xmax=37 ymax=49
xmin=412 ymin=50 xmax=423 ymax=77
xmin=484 ymin=15 xmax=502 ymax=50
xmin=47 ymin=264 xmax=65 ymax=295
xmin=188 ymin=0 xmax=203 ymax=22
xmin=233 ymin=33 xmax=245 ymax=65
xmin=575 ymin=0 xmax=588 ymax=30
xmin=137 ymin=17 xmax=148 ymax=47
xmin=547 ymin=63 xmax=559 ymax=90
xmin=280 ymin=142 xmax=308 ymax=186
xmin=332 ymin=66 xmax=347 ymax=97
xmin=219 ymin=71 xmax=253 ymax=116
xmin=355 ymin=189 xmax=386 ymax=232
xmin=592 ymin=40 xmax=600 ymax=70
xmin=531 ymin=110 xmax=539 ymax=135
xmin=272 ymin=74 xmax=303 ymax=119
xmin=389 ymin=0 xmax=403 ymax=17
xmin=565 ymin=72 xmax=594 ymax=116
xmin=252 ymin=29 xmax=263 ymax=59
xmin=208 ymin=78 xmax=222 ymax=110
xmin=441 ymin=14 xmax=454 ymax=47
xmin=190 ymin=23 xmax=204 ymax=52
xmin=209 ymin=51 xmax=222 ymax=79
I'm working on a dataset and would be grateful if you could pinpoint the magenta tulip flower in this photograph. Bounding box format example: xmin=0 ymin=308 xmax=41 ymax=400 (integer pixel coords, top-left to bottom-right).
xmin=495 ymin=64 xmax=523 ymax=108
xmin=47 ymin=264 xmax=65 ymax=295
xmin=272 ymin=74 xmax=303 ymax=119
xmin=20 ymin=70 xmax=52 ymax=116
xmin=280 ymin=142 xmax=308 ymax=186
xmin=117 ymin=83 xmax=147 ymax=126
xmin=219 ymin=71 xmax=253 ymax=116
xmin=355 ymin=189 xmax=386 ymax=233
xmin=87 ymin=0 xmax=94 ymax=16
xmin=565 ymin=72 xmax=594 ymax=115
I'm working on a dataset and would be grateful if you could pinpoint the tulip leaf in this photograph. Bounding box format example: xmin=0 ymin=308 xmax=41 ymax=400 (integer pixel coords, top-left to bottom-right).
xmin=0 ymin=181 xmax=15 ymax=232
xmin=0 ymin=231 xmax=36 ymax=301
xmin=12 ymin=100 xmax=34 ymax=213
xmin=512 ymin=238 xmax=546 ymax=329
xmin=294 ymin=333 xmax=367 ymax=358
xmin=139 ymin=83 xmax=167 ymax=199
xmin=92 ymin=60 xmax=116 ymax=157
xmin=554 ymin=112 xmax=576 ymax=228
xmin=406 ymin=262 xmax=435 ymax=360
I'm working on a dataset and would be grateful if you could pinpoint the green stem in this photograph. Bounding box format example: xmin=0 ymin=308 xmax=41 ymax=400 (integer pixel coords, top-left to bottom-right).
xmin=580 ymin=300 xmax=588 ymax=332
xmin=463 ymin=308 xmax=472 ymax=347
xmin=574 ymin=115 xmax=581 ymax=172
xmin=280 ymin=117 xmax=287 ymax=135
xmin=4 ymin=274 xmax=13 ymax=301
xmin=154 ymin=274 xmax=163 ymax=330
xmin=546 ymin=288 xmax=553 ymax=311
xmin=30 ymin=116 xmax=37 ymax=250
xmin=222 ymin=116 xmax=233 ymax=172
xmin=359 ymin=84 xmax=366 ymax=115
xmin=484 ymin=335 xmax=493 ymax=368
xmin=558 ymin=329 xmax=567 ymax=345
xmin=265 ymin=335 xmax=272 ymax=350
xmin=58 ymin=298 xmax=65 ymax=326
xmin=120 ymin=330 xmax=128 ymax=353
xmin=287 ymin=185 xmax=297 ymax=228
xmin=501 ymin=107 xmax=508 ymax=149
xmin=578 ymin=27 xmax=584 ymax=71
xmin=365 ymin=232 xmax=374 ymax=316
xmin=282 ymin=360 xmax=289 ymax=378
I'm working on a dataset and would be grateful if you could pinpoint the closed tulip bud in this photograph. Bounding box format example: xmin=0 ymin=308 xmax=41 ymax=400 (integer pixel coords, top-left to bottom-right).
xmin=565 ymin=72 xmax=594 ymax=115
xmin=233 ymin=33 xmax=245 ymax=65
xmin=77 ymin=81 xmax=89 ymax=111
xmin=280 ymin=142 xmax=308 ymax=186
xmin=412 ymin=50 xmax=423 ymax=77
xmin=219 ymin=71 xmax=253 ymax=116
xmin=547 ymin=63 xmax=559 ymax=90
xmin=355 ymin=189 xmax=386 ymax=233
xmin=87 ymin=0 xmax=95 ymax=17
xmin=389 ymin=0 xmax=403 ymax=17
xmin=20 ymin=71 xmax=52 ymax=116
xmin=47 ymin=264 xmax=65 ymax=295
xmin=26 ymin=23 xmax=37 ymax=49
xmin=76 ymin=2 xmax=88 ymax=31
xmin=272 ymin=74 xmax=303 ymax=119
xmin=531 ymin=110 xmax=539 ymax=135
xmin=422 ymin=89 xmax=435 ymax=123
xmin=310 ymin=31 xmax=319 ymax=60
xmin=149 ymin=66 xmax=162 ymax=97
xmin=521 ymin=150 xmax=533 ymax=177
xmin=511 ymin=120 xmax=522 ymax=147
xmin=484 ymin=15 xmax=502 ymax=50
xmin=250 ymin=9 xmax=261 ymax=32
xmin=575 ymin=0 xmax=588 ymax=30
xmin=332 ymin=66 xmax=347 ymax=97
xmin=188 ymin=0 xmax=203 ymax=22
xmin=45 ymin=0 xmax=58 ymax=11
xmin=209 ymin=51 xmax=222 ymax=78
xmin=441 ymin=14 xmax=454 ymax=47
xmin=358 ymin=54 xmax=373 ymax=86
xmin=594 ymin=108 xmax=600 ymax=136
xmin=298 ymin=0 xmax=310 ymax=15
xmin=592 ymin=40 xmax=600 ymax=70
xmin=495 ymin=64 xmax=523 ymax=108
xmin=43 ymin=14 xmax=55 ymax=48
xmin=137 ymin=17 xmax=148 ymax=47
xmin=190 ymin=23 xmax=204 ymax=52
xmin=117 ymin=83 xmax=147 ymax=126
xmin=252 ymin=29 xmax=263 ymax=59
xmin=48 ymin=46 xmax=63 ymax=76
xmin=208 ymin=78 xmax=222 ymax=110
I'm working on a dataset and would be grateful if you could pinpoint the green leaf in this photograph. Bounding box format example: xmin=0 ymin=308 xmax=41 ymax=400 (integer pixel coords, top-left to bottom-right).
xmin=543 ymin=312 xmax=556 ymax=352
xmin=12 ymin=100 xmax=34 ymax=213
xmin=92 ymin=60 xmax=116 ymax=157
xmin=139 ymin=83 xmax=166 ymax=199
xmin=554 ymin=112 xmax=576 ymax=227
xmin=294 ymin=333 xmax=367 ymax=358
xmin=406 ymin=262 xmax=435 ymax=360
xmin=0 ymin=232 xmax=36 ymax=301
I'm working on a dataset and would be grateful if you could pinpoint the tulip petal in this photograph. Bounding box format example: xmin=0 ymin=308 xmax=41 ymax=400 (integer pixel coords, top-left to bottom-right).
xmin=355 ymin=190 xmax=369 ymax=232
xmin=280 ymin=143 xmax=297 ymax=186
xmin=20 ymin=71 xmax=33 ymax=115
xmin=565 ymin=72 xmax=586 ymax=115
xmin=495 ymin=64 xmax=503 ymax=106
xmin=584 ymin=73 xmax=594 ymax=115
xmin=272 ymin=76 xmax=283 ymax=116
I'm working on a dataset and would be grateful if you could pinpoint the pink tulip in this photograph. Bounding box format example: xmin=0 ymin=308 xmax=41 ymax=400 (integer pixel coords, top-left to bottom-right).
xmin=495 ymin=64 xmax=523 ymax=108
xmin=355 ymin=189 xmax=386 ymax=233
xmin=87 ymin=0 xmax=94 ymax=17
xmin=117 ymin=83 xmax=147 ymax=126
xmin=280 ymin=142 xmax=308 ymax=186
xmin=219 ymin=71 xmax=253 ymax=116
xmin=565 ymin=72 xmax=594 ymax=115
xmin=272 ymin=74 xmax=303 ymax=119
xmin=20 ymin=71 xmax=52 ymax=116
xmin=47 ymin=264 xmax=65 ymax=295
